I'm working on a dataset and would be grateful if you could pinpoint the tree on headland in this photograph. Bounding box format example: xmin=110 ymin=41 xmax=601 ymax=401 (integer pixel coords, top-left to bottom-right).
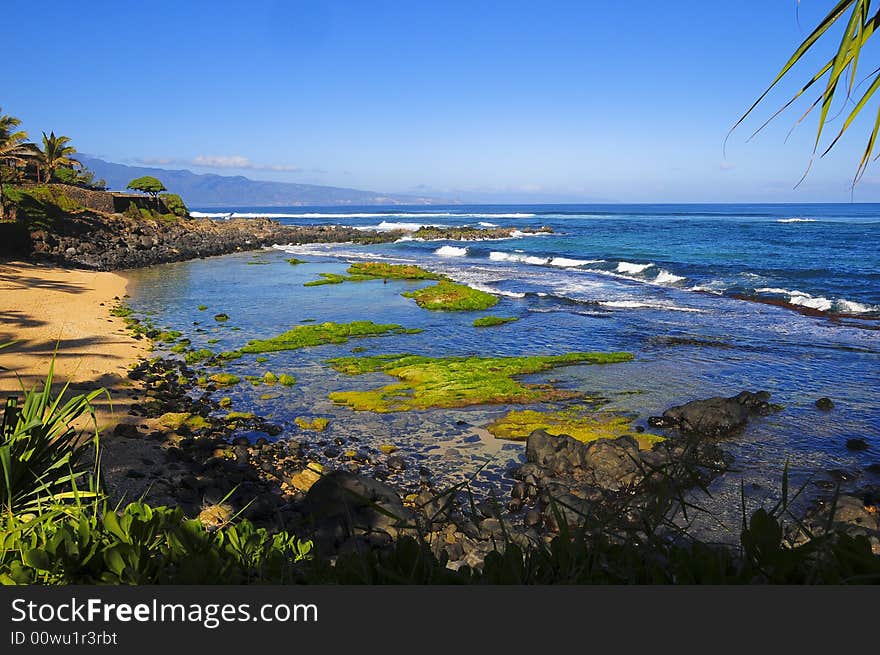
xmin=39 ymin=131 xmax=80 ymax=183
xmin=0 ymin=108 xmax=38 ymax=217
xmin=732 ymin=0 xmax=880 ymax=187
xmin=127 ymin=176 xmax=167 ymax=208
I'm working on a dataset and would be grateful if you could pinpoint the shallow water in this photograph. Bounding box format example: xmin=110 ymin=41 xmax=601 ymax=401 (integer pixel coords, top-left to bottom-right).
xmin=127 ymin=204 xmax=880 ymax=539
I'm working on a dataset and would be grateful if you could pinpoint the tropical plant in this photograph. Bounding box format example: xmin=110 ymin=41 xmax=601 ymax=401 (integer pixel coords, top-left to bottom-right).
xmin=38 ymin=131 xmax=80 ymax=183
xmin=0 ymin=356 xmax=103 ymax=518
xmin=733 ymin=0 xmax=880 ymax=186
xmin=0 ymin=108 xmax=38 ymax=217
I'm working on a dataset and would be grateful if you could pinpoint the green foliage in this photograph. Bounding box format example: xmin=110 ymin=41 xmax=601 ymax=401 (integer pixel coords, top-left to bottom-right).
xmin=127 ymin=176 xmax=166 ymax=197
xmin=3 ymin=185 xmax=83 ymax=227
xmin=240 ymin=321 xmax=422 ymax=354
xmin=0 ymin=502 xmax=312 ymax=584
xmin=39 ymin=132 xmax=80 ymax=182
xmin=52 ymin=165 xmax=106 ymax=190
xmin=159 ymin=192 xmax=188 ymax=217
xmin=473 ymin=315 xmax=518 ymax=328
xmin=327 ymin=352 xmax=633 ymax=412
xmin=402 ymin=280 xmax=498 ymax=311
xmin=0 ymin=360 xmax=104 ymax=517
xmin=733 ymin=0 xmax=880 ymax=185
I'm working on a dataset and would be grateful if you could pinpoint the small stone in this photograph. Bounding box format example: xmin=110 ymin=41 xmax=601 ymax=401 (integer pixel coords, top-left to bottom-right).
xmin=387 ymin=455 xmax=407 ymax=471
xmin=846 ymin=438 xmax=869 ymax=451
xmin=816 ymin=397 xmax=834 ymax=411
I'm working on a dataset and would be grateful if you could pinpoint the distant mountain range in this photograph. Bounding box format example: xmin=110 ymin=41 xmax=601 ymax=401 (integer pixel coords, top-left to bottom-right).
xmin=79 ymin=156 xmax=440 ymax=207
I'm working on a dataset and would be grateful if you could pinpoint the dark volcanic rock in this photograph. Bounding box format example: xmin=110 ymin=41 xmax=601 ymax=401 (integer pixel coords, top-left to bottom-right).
xmin=651 ymin=390 xmax=775 ymax=438
xmin=301 ymin=471 xmax=418 ymax=549
xmin=10 ymin=212 xmax=406 ymax=271
xmin=815 ymin=397 xmax=835 ymax=411
xmin=846 ymin=438 xmax=870 ymax=451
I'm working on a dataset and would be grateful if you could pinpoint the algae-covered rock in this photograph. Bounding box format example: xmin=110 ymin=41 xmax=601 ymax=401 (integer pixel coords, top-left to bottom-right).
xmin=488 ymin=407 xmax=662 ymax=450
xmin=278 ymin=373 xmax=297 ymax=386
xmin=241 ymin=321 xmax=421 ymax=353
xmin=402 ymin=280 xmax=498 ymax=311
xmin=473 ymin=315 xmax=518 ymax=327
xmin=214 ymin=313 xmax=230 ymax=322
xmin=295 ymin=416 xmax=330 ymax=432
xmin=225 ymin=411 xmax=256 ymax=422
xmin=157 ymin=412 xmax=211 ymax=432
xmin=209 ymin=372 xmax=240 ymax=386
xmin=328 ymin=352 xmax=633 ymax=412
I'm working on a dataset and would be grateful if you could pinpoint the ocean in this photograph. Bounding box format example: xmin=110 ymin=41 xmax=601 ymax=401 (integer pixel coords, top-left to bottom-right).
xmin=128 ymin=203 xmax=880 ymax=539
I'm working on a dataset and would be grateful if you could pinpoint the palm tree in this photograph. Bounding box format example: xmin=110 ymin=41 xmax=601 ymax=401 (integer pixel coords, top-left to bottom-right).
xmin=0 ymin=108 xmax=37 ymax=217
xmin=732 ymin=0 xmax=880 ymax=187
xmin=39 ymin=131 xmax=80 ymax=183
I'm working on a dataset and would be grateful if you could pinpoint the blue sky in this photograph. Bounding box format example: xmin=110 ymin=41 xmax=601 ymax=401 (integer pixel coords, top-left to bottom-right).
xmin=5 ymin=0 xmax=879 ymax=202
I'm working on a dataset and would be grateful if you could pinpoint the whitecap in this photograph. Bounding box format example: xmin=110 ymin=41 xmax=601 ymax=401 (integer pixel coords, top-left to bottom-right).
xmin=616 ymin=261 xmax=655 ymax=275
xmin=435 ymin=245 xmax=468 ymax=257
xmin=777 ymin=218 xmax=817 ymax=223
xmin=488 ymin=251 xmax=550 ymax=266
xmin=599 ymin=300 xmax=705 ymax=313
xmin=654 ymin=269 xmax=686 ymax=285
xmin=548 ymin=257 xmax=604 ymax=268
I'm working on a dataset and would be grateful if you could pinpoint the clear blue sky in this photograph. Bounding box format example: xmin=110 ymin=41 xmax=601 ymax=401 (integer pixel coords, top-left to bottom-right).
xmin=5 ymin=0 xmax=879 ymax=202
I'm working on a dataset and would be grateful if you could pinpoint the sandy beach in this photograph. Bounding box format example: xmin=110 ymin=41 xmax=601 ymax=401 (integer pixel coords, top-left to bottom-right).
xmin=0 ymin=260 xmax=145 ymax=412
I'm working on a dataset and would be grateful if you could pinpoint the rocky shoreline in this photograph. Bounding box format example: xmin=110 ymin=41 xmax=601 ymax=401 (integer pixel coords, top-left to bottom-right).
xmin=113 ymin=352 xmax=880 ymax=568
xmin=1 ymin=206 xmax=555 ymax=271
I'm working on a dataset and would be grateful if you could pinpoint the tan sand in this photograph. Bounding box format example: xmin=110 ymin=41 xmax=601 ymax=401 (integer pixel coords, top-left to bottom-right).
xmin=0 ymin=260 xmax=172 ymax=502
xmin=0 ymin=260 xmax=147 ymax=418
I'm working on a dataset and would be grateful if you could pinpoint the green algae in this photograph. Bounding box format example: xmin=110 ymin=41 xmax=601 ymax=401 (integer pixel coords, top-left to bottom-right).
xmin=287 ymin=257 xmax=307 ymax=265
xmin=486 ymin=407 xmax=663 ymax=450
xmin=303 ymin=273 xmax=348 ymax=287
xmin=225 ymin=411 xmax=256 ymax=421
xmin=255 ymin=356 xmax=269 ymax=363
xmin=214 ymin=313 xmax=230 ymax=322
xmin=219 ymin=397 xmax=232 ymax=407
xmin=170 ymin=344 xmax=188 ymax=354
xmin=217 ymin=350 xmax=242 ymax=360
xmin=402 ymin=280 xmax=498 ymax=311
xmin=184 ymin=348 xmax=214 ymax=364
xmin=240 ymin=321 xmax=422 ymax=354
xmin=157 ymin=412 xmax=211 ymax=432
xmin=207 ymin=338 xmax=220 ymax=344
xmin=157 ymin=330 xmax=182 ymax=343
xmin=304 ymin=262 xmax=443 ymax=287
xmin=198 ymin=305 xmax=208 ymax=311
xmin=278 ymin=373 xmax=297 ymax=386
xmin=262 ymin=371 xmax=279 ymax=385
xmin=346 ymin=261 xmax=444 ymax=280
xmin=473 ymin=315 xmax=519 ymax=328
xmin=209 ymin=373 xmax=240 ymax=387
xmin=327 ymin=352 xmax=633 ymax=413
xmin=295 ymin=416 xmax=330 ymax=432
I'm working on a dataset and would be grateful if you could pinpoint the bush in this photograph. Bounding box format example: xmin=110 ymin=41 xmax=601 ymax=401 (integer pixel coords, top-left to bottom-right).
xmin=160 ymin=193 xmax=189 ymax=218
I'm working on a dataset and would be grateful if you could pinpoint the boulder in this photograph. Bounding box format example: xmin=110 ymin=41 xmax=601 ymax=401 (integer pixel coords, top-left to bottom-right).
xmin=301 ymin=471 xmax=417 ymax=548
xmin=652 ymin=390 xmax=774 ymax=438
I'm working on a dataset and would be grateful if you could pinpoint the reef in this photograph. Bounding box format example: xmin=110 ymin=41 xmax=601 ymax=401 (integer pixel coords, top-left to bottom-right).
xmin=240 ymin=321 xmax=422 ymax=354
xmin=327 ymin=352 xmax=634 ymax=412
xmin=402 ymin=280 xmax=498 ymax=311
xmin=473 ymin=315 xmax=518 ymax=327
xmin=486 ymin=407 xmax=663 ymax=450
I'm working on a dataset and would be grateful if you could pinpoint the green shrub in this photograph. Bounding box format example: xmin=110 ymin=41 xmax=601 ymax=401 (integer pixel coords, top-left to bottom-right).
xmin=160 ymin=193 xmax=189 ymax=218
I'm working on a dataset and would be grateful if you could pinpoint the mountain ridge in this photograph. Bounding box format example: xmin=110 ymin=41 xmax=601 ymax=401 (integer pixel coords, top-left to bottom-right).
xmin=79 ymin=156 xmax=442 ymax=207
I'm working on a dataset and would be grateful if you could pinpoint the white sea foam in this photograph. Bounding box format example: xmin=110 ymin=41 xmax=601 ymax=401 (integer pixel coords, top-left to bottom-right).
xmin=754 ymin=286 xmax=878 ymax=314
xmin=777 ymin=218 xmax=817 ymax=223
xmin=548 ymin=257 xmax=603 ymax=268
xmin=654 ymin=269 xmax=686 ymax=285
xmin=468 ymin=283 xmax=526 ymax=298
xmin=435 ymin=245 xmax=468 ymax=257
xmin=837 ymin=299 xmax=877 ymax=314
xmin=509 ymin=229 xmax=549 ymax=238
xmin=599 ymin=300 xmax=704 ymax=313
xmin=616 ymin=261 xmax=655 ymax=275
xmin=354 ymin=221 xmax=448 ymax=232
xmin=489 ymin=251 xmax=551 ymax=266
xmin=478 ymin=222 xmax=499 ymax=227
